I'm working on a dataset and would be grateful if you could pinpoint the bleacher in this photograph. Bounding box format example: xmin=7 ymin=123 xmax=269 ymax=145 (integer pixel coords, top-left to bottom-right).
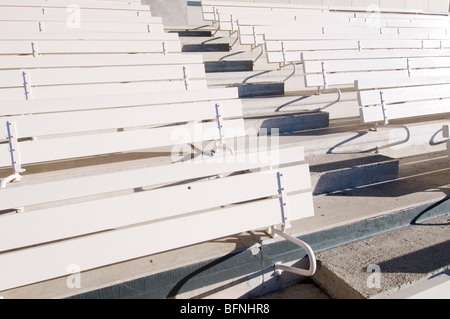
xmin=0 ymin=0 xmax=448 ymax=299
xmin=0 ymin=0 xmax=317 ymax=296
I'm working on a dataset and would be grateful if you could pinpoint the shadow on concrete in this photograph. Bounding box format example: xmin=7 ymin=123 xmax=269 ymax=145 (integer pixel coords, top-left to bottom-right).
xmin=375 ymin=240 xmax=450 ymax=274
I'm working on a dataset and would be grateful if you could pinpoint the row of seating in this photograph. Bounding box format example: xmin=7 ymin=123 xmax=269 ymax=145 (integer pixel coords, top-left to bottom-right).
xmin=0 ymin=0 xmax=316 ymax=294
xmin=202 ymin=0 xmax=450 ymax=152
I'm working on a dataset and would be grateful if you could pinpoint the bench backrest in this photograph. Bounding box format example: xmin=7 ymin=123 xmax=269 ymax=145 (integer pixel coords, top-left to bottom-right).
xmin=0 ymin=145 xmax=313 ymax=291
xmin=349 ymin=16 xmax=450 ymax=28
xmin=0 ymin=54 xmax=207 ymax=100
xmin=219 ymin=11 xmax=356 ymax=32
xmin=0 ymin=52 xmax=191 ymax=69
xmin=0 ymin=87 xmax=244 ymax=171
xmin=202 ymin=0 xmax=329 ymax=21
xmin=239 ymin=24 xmax=448 ymax=46
xmin=0 ymin=37 xmax=181 ymax=55
xmin=0 ymin=20 xmax=165 ymax=34
xmin=356 ymin=76 xmax=450 ymax=124
xmin=301 ymin=48 xmax=450 ymax=63
xmin=265 ymin=37 xmax=450 ymax=64
xmin=303 ymin=56 xmax=450 ymax=88
xmin=0 ymin=0 xmax=148 ymax=10
xmin=0 ymin=6 xmax=153 ymax=23
xmin=202 ymin=0 xmax=437 ymax=22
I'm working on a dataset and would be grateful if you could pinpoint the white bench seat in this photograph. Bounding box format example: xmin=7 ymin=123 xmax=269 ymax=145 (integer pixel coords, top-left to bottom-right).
xmin=356 ymin=77 xmax=450 ymax=124
xmin=303 ymin=56 xmax=450 ymax=88
xmin=266 ymin=38 xmax=450 ymax=64
xmin=0 ymin=53 xmax=194 ymax=70
xmin=0 ymin=54 xmax=207 ymax=100
xmin=0 ymin=87 xmax=245 ymax=181
xmin=0 ymin=89 xmax=244 ymax=170
xmin=301 ymin=49 xmax=450 ymax=62
xmin=0 ymin=0 xmax=148 ymax=11
xmin=0 ymin=20 xmax=165 ymax=34
xmin=0 ymin=145 xmax=314 ymax=292
xmin=0 ymin=6 xmax=153 ymax=22
xmin=0 ymin=38 xmax=181 ymax=55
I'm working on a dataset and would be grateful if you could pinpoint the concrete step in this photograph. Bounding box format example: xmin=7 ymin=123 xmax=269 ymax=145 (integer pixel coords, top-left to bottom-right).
xmin=182 ymin=43 xmax=230 ymax=52
xmin=309 ymin=153 xmax=399 ymax=195
xmin=180 ymin=35 xmax=233 ymax=52
xmin=204 ymin=60 xmax=253 ymax=73
xmin=241 ymin=91 xmax=360 ymax=120
xmin=277 ymin=117 xmax=450 ymax=160
xmin=168 ymin=30 xmax=213 ymax=37
xmin=244 ymin=110 xmax=330 ymax=134
xmin=314 ymin=213 xmax=450 ymax=299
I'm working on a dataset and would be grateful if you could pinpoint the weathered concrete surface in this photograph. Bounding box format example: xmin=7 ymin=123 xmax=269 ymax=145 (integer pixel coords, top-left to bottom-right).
xmin=309 ymin=153 xmax=399 ymax=195
xmin=314 ymin=215 xmax=450 ymax=299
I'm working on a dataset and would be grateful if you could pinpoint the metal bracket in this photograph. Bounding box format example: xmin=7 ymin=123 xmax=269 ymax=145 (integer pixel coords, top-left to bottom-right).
xmin=406 ymin=58 xmax=412 ymax=77
xmin=272 ymin=228 xmax=317 ymax=277
xmin=443 ymin=124 xmax=449 ymax=139
xmin=212 ymin=103 xmax=235 ymax=156
xmin=277 ymin=172 xmax=291 ymax=231
xmin=1 ymin=121 xmax=25 ymax=188
xmin=313 ymin=62 xmax=341 ymax=111
xmin=162 ymin=42 xmax=168 ymax=55
xmin=365 ymin=122 xmax=411 ymax=154
xmin=320 ymin=61 xmax=328 ymax=90
xmin=31 ymin=42 xmax=39 ymax=57
xmin=182 ymin=66 xmax=190 ymax=90
xmin=380 ymin=91 xmax=389 ymax=125
xmin=276 ymin=42 xmax=297 ymax=82
xmin=22 ymin=71 xmax=33 ymax=100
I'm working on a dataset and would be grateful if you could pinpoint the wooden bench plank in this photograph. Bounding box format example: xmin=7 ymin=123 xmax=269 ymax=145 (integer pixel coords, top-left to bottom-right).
xmin=0 ymin=63 xmax=205 ymax=87
xmin=0 ymin=87 xmax=238 ymax=116
xmin=302 ymin=49 xmax=450 ymax=62
xmin=304 ymin=56 xmax=450 ymax=88
xmin=0 ymin=60 xmax=207 ymax=100
xmin=360 ymin=99 xmax=450 ymax=123
xmin=0 ymin=53 xmax=198 ymax=70
xmin=0 ymin=0 xmax=148 ymax=10
xmin=0 ymin=7 xmax=153 ymax=21
xmin=0 ymin=21 xmax=164 ymax=34
xmin=0 ymin=32 xmax=180 ymax=42
xmin=0 ymin=39 xmax=181 ymax=55
xmin=357 ymin=76 xmax=450 ymax=123
xmin=0 ymin=100 xmax=243 ymax=138
xmin=0 ymin=141 xmax=297 ymax=212
xmin=0 ymin=164 xmax=311 ymax=252
xmin=0 ymin=119 xmax=243 ymax=167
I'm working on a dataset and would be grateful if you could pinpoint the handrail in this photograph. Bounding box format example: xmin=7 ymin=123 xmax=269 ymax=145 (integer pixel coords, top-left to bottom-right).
xmin=316 ymin=87 xmax=342 ymax=112
xmin=272 ymin=228 xmax=317 ymax=277
xmin=279 ymin=61 xmax=297 ymax=82
xmin=363 ymin=124 xmax=411 ymax=154
xmin=0 ymin=173 xmax=21 ymax=189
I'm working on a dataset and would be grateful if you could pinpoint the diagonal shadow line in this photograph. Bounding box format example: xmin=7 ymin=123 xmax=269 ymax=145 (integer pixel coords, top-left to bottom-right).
xmin=201 ymin=37 xmax=224 ymax=44
xmin=326 ymin=131 xmax=369 ymax=155
xmin=411 ymin=195 xmax=450 ymax=226
xmin=242 ymin=70 xmax=271 ymax=84
xmin=219 ymin=51 xmax=245 ymax=61
xmin=430 ymin=128 xmax=448 ymax=146
xmin=275 ymin=96 xmax=311 ymax=112
xmin=166 ymin=252 xmax=240 ymax=298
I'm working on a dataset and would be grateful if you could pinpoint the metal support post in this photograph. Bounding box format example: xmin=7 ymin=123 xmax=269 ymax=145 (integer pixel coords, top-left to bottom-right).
xmin=1 ymin=121 xmax=25 ymax=188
